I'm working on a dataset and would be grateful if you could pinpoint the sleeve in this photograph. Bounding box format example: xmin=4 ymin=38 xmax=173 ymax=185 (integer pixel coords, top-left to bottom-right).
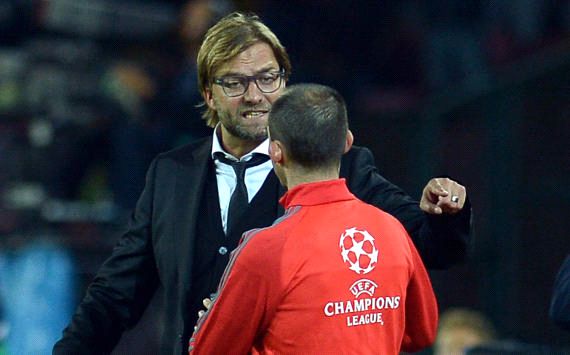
xmin=189 ymin=236 xmax=276 ymax=355
xmin=400 ymin=236 xmax=438 ymax=352
xmin=550 ymin=255 xmax=570 ymax=331
xmin=341 ymin=145 xmax=472 ymax=269
xmin=53 ymin=159 xmax=160 ymax=354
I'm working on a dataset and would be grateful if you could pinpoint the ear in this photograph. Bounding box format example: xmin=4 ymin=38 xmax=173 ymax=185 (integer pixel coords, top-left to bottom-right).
xmin=269 ymin=140 xmax=284 ymax=165
xmin=204 ymin=88 xmax=215 ymax=110
xmin=344 ymin=129 xmax=354 ymax=153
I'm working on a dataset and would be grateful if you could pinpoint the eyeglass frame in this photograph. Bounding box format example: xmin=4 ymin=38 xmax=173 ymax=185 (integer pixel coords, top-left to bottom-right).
xmin=212 ymin=69 xmax=286 ymax=97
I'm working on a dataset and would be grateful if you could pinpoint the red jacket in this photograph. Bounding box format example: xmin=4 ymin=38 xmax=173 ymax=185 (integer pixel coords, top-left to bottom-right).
xmin=190 ymin=179 xmax=438 ymax=354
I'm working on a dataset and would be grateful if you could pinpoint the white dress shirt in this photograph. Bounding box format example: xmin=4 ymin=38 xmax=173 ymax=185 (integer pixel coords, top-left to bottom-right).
xmin=211 ymin=125 xmax=273 ymax=234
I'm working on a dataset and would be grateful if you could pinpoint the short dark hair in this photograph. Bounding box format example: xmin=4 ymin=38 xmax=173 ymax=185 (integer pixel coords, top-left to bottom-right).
xmin=268 ymin=84 xmax=348 ymax=168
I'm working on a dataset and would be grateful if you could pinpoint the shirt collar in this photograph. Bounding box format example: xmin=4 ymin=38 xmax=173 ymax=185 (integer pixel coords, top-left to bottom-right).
xmin=279 ymin=179 xmax=355 ymax=208
xmin=211 ymin=123 xmax=270 ymax=161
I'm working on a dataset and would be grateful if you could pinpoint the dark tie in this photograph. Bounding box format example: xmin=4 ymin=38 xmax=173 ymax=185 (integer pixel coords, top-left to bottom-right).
xmin=215 ymin=152 xmax=270 ymax=235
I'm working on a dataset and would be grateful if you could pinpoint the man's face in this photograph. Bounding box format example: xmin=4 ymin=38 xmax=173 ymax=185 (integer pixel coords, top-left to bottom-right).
xmin=206 ymin=42 xmax=284 ymax=143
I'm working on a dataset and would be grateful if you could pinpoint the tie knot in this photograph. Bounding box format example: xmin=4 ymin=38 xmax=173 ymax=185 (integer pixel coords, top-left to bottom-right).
xmin=215 ymin=153 xmax=269 ymax=173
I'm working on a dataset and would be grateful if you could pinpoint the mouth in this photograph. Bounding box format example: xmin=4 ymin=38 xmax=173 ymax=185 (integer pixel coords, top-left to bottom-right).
xmin=241 ymin=110 xmax=269 ymax=120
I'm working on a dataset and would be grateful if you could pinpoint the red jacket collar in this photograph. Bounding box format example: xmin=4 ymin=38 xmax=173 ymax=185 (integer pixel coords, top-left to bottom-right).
xmin=279 ymin=178 xmax=355 ymax=208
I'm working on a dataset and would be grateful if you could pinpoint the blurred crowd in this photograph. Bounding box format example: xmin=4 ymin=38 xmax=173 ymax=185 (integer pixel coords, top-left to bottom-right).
xmin=1 ymin=0 xmax=569 ymax=215
xmin=0 ymin=0 xmax=569 ymax=354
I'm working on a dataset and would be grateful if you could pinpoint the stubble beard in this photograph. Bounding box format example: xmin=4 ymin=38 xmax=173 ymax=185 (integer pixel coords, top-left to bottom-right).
xmin=225 ymin=122 xmax=267 ymax=142
xmin=217 ymin=107 xmax=269 ymax=143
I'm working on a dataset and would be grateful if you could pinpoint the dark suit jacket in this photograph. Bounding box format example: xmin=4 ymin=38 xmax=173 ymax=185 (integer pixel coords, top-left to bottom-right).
xmin=551 ymin=255 xmax=570 ymax=331
xmin=53 ymin=137 xmax=471 ymax=355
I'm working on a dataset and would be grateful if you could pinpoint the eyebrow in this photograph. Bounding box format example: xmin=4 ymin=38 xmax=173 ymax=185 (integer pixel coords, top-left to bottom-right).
xmin=218 ymin=66 xmax=280 ymax=77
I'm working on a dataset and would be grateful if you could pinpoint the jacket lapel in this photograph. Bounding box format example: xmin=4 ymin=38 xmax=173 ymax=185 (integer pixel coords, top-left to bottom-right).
xmin=174 ymin=139 xmax=212 ymax=293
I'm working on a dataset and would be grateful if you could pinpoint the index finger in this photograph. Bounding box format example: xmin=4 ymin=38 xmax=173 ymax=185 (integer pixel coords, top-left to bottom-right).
xmin=427 ymin=178 xmax=450 ymax=198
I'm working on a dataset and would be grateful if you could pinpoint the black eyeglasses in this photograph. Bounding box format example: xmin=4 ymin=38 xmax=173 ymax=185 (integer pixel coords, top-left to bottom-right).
xmin=213 ymin=70 xmax=285 ymax=97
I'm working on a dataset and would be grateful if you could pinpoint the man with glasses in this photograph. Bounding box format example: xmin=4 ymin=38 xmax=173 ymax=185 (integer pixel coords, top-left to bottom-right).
xmin=54 ymin=12 xmax=470 ymax=355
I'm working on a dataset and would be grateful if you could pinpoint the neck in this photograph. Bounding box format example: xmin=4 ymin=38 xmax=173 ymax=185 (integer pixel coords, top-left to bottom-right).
xmin=284 ymin=165 xmax=340 ymax=190
xmin=218 ymin=126 xmax=263 ymax=159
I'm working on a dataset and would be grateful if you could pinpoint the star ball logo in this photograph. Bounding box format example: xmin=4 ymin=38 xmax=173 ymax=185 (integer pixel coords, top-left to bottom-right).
xmin=339 ymin=227 xmax=379 ymax=275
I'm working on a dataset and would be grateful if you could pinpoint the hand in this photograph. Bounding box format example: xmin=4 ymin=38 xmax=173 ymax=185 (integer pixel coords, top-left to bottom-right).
xmin=194 ymin=297 xmax=214 ymax=331
xmin=197 ymin=297 xmax=213 ymax=319
xmin=420 ymin=177 xmax=466 ymax=215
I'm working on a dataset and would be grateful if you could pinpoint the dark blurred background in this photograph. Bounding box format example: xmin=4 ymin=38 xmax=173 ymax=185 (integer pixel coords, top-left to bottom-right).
xmin=0 ymin=0 xmax=569 ymax=354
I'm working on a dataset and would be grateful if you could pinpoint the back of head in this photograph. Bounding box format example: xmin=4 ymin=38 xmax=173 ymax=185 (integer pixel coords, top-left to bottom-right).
xmin=268 ymin=83 xmax=348 ymax=169
xmin=197 ymin=11 xmax=292 ymax=127
xmin=434 ymin=308 xmax=497 ymax=355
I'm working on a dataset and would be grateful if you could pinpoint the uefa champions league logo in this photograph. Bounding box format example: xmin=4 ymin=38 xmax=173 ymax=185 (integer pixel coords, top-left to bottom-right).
xmin=322 ymin=228 xmax=397 ymax=328
xmin=339 ymin=227 xmax=379 ymax=275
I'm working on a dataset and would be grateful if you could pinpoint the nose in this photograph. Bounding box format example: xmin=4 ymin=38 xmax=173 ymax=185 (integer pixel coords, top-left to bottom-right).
xmin=243 ymin=79 xmax=263 ymax=104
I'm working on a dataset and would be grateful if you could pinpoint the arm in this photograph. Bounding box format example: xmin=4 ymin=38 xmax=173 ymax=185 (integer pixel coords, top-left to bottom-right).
xmin=550 ymin=255 xmax=570 ymax=331
xmin=340 ymin=146 xmax=472 ymax=269
xmin=53 ymin=159 xmax=160 ymax=354
xmin=401 ymin=237 xmax=438 ymax=352
xmin=189 ymin=238 xmax=274 ymax=355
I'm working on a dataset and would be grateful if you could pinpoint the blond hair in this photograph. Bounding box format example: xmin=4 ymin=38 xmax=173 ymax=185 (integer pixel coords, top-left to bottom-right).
xmin=438 ymin=308 xmax=496 ymax=340
xmin=197 ymin=12 xmax=292 ymax=127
